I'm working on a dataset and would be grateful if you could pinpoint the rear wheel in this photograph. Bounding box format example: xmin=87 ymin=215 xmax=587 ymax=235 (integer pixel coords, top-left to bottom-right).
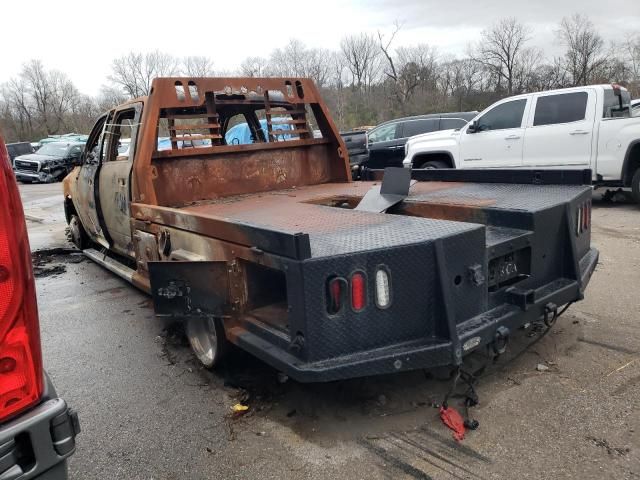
xmin=420 ymin=160 xmax=450 ymax=169
xmin=631 ymin=168 xmax=640 ymax=205
xmin=69 ymin=214 xmax=89 ymax=250
xmin=185 ymin=317 xmax=228 ymax=368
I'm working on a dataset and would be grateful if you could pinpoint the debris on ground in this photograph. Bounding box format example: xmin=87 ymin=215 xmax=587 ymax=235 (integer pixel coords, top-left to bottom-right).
xmin=439 ymin=405 xmax=466 ymax=442
xmin=31 ymin=247 xmax=85 ymax=277
xmin=231 ymin=404 xmax=249 ymax=415
xmin=587 ymin=436 xmax=630 ymax=456
xmin=536 ymin=364 xmax=550 ymax=372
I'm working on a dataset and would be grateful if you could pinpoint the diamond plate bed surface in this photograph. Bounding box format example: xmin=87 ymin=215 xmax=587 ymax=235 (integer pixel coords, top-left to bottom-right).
xmin=407 ymin=182 xmax=590 ymax=211
xmin=181 ymin=182 xmax=479 ymax=258
xmin=178 ymin=180 xmax=585 ymax=258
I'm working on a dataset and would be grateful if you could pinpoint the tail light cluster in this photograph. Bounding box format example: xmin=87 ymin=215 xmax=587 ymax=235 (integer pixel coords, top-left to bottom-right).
xmin=326 ymin=267 xmax=391 ymax=315
xmin=0 ymin=138 xmax=43 ymax=423
xmin=576 ymin=200 xmax=591 ymax=235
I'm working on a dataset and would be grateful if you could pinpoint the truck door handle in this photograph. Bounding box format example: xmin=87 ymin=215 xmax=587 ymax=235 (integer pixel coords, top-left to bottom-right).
xmin=118 ymin=178 xmax=126 ymax=186
xmin=570 ymin=130 xmax=589 ymax=135
xmin=505 ymin=135 xmax=520 ymax=140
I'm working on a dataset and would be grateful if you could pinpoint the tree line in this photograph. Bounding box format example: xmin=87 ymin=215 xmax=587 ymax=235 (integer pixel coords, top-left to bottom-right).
xmin=1 ymin=14 xmax=639 ymax=143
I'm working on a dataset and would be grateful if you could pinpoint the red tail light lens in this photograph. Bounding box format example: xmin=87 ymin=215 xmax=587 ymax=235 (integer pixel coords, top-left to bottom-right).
xmin=326 ymin=277 xmax=345 ymax=315
xmin=575 ymin=200 xmax=591 ymax=236
xmin=350 ymin=272 xmax=366 ymax=311
xmin=583 ymin=202 xmax=591 ymax=231
xmin=0 ymin=136 xmax=43 ymax=423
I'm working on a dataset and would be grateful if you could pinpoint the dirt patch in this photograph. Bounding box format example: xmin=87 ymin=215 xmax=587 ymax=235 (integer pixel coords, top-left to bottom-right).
xmin=31 ymin=247 xmax=86 ymax=277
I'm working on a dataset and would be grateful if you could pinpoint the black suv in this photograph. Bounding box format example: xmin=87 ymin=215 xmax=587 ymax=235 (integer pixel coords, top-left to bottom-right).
xmin=13 ymin=142 xmax=84 ymax=184
xmin=364 ymin=112 xmax=477 ymax=169
xmin=6 ymin=142 xmax=33 ymax=163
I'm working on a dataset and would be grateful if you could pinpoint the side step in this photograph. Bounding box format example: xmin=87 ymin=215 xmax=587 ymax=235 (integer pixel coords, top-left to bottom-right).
xmin=83 ymin=248 xmax=135 ymax=284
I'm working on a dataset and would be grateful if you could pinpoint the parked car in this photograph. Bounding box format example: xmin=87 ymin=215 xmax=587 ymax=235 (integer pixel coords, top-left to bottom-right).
xmin=632 ymin=99 xmax=640 ymax=117
xmin=0 ymin=135 xmax=79 ymax=479
xmin=6 ymin=142 xmax=33 ymax=165
xmin=13 ymin=142 xmax=85 ymax=183
xmin=340 ymin=129 xmax=369 ymax=177
xmin=364 ymin=112 xmax=477 ymax=170
xmin=403 ymin=84 xmax=640 ymax=204
xmin=62 ymin=77 xmax=597 ymax=383
xmin=39 ymin=134 xmax=89 ymax=145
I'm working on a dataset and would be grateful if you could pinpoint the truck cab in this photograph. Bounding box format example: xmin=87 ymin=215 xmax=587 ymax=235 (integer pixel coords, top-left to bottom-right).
xmin=403 ymin=85 xmax=640 ymax=204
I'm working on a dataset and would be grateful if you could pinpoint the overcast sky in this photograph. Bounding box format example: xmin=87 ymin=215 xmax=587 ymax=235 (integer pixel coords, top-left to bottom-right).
xmin=1 ymin=0 xmax=638 ymax=96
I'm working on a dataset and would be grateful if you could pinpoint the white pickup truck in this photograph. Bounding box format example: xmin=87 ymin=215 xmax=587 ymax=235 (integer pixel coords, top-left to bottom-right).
xmin=403 ymin=84 xmax=640 ymax=204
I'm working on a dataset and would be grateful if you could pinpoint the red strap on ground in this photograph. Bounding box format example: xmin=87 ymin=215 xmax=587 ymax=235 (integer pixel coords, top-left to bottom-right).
xmin=439 ymin=406 xmax=466 ymax=442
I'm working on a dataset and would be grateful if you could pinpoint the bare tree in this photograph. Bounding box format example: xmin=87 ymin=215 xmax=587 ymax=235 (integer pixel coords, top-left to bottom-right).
xmin=97 ymin=85 xmax=128 ymax=111
xmin=340 ymin=33 xmax=381 ymax=91
xmin=623 ymin=34 xmax=640 ymax=95
xmin=182 ymin=56 xmax=215 ymax=77
xmin=379 ymin=25 xmax=439 ymax=109
xmin=1 ymin=61 xmax=92 ymax=141
xmin=266 ymin=40 xmax=333 ymax=87
xmin=556 ymin=14 xmax=607 ymax=86
xmin=108 ymin=51 xmax=180 ymax=98
xmin=474 ymin=17 xmax=533 ymax=95
xmin=240 ymin=56 xmax=269 ymax=77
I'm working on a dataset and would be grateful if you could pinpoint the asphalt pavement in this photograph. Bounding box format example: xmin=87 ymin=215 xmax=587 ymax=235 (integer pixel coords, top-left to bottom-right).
xmin=20 ymin=182 xmax=640 ymax=479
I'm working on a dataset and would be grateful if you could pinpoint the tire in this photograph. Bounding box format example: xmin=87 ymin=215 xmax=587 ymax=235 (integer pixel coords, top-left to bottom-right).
xmin=631 ymin=168 xmax=640 ymax=205
xmin=185 ymin=317 xmax=228 ymax=369
xmin=69 ymin=214 xmax=90 ymax=250
xmin=420 ymin=160 xmax=450 ymax=169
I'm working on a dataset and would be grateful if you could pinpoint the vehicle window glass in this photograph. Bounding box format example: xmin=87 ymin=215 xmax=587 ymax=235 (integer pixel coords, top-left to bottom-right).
xmin=603 ymin=89 xmax=631 ymax=118
xmin=440 ymin=118 xmax=468 ymax=130
xmin=107 ymin=110 xmax=136 ymax=161
xmin=85 ymin=115 xmax=108 ymax=163
xmin=368 ymin=123 xmax=397 ymax=143
xmin=476 ymin=99 xmax=527 ymax=132
xmin=533 ymin=92 xmax=588 ymax=126
xmin=402 ymin=119 xmax=438 ymax=137
xmin=36 ymin=143 xmax=69 ymax=157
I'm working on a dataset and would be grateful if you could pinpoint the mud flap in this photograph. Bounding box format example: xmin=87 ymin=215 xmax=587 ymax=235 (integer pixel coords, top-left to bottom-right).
xmin=148 ymin=261 xmax=229 ymax=318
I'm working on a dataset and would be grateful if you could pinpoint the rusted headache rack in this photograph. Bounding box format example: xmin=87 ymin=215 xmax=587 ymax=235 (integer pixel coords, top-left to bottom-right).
xmin=132 ymin=78 xmax=349 ymax=208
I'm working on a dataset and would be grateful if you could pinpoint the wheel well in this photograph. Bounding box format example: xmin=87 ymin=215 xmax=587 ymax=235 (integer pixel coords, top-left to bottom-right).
xmin=624 ymin=143 xmax=640 ymax=186
xmin=64 ymin=196 xmax=76 ymax=224
xmin=412 ymin=153 xmax=454 ymax=168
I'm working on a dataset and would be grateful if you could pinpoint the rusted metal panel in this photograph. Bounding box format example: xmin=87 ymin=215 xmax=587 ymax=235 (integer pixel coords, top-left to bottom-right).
xmin=152 ymin=142 xmax=335 ymax=206
xmin=132 ymin=77 xmax=350 ymax=207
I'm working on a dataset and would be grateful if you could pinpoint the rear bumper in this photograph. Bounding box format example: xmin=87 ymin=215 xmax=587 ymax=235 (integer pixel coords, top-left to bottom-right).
xmin=234 ymin=248 xmax=599 ymax=382
xmin=0 ymin=375 xmax=79 ymax=480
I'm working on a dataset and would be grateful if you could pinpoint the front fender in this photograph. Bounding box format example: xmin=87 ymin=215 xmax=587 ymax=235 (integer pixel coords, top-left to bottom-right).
xmin=405 ymin=136 xmax=459 ymax=165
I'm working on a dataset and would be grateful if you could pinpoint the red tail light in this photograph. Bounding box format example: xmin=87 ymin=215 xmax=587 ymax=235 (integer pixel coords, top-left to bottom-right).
xmin=583 ymin=202 xmax=591 ymax=231
xmin=326 ymin=277 xmax=345 ymax=315
xmin=350 ymin=272 xmax=366 ymax=311
xmin=0 ymin=136 xmax=43 ymax=423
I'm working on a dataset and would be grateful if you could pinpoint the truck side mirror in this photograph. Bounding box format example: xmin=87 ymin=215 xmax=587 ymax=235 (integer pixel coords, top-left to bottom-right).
xmin=467 ymin=120 xmax=479 ymax=133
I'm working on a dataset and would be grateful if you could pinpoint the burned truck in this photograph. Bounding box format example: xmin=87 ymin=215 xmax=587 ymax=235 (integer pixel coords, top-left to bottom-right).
xmin=63 ymin=77 xmax=598 ymax=382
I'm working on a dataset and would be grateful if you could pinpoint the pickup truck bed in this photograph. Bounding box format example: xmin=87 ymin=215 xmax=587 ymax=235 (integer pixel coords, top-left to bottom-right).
xmin=135 ymin=180 xmax=590 ymax=258
xmin=134 ymin=171 xmax=597 ymax=382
